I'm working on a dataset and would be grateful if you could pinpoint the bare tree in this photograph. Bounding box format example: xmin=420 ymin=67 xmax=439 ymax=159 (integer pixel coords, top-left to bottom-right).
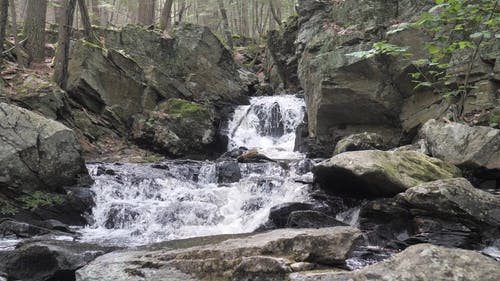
xmin=160 ymin=0 xmax=174 ymax=30
xmin=77 ymin=0 xmax=93 ymax=40
xmin=269 ymin=0 xmax=282 ymax=27
xmin=0 ymin=0 xmax=7 ymax=55
xmin=90 ymin=0 xmax=101 ymax=25
xmin=53 ymin=0 xmax=76 ymax=89
xmin=217 ymin=0 xmax=233 ymax=50
xmin=138 ymin=0 xmax=155 ymax=26
xmin=23 ymin=0 xmax=48 ymax=63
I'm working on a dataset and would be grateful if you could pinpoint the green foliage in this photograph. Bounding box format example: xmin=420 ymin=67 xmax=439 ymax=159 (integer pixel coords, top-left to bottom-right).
xmin=348 ymin=0 xmax=499 ymax=117
xmin=348 ymin=41 xmax=409 ymax=59
xmin=19 ymin=191 xmax=65 ymax=211
xmin=0 ymin=199 xmax=17 ymax=216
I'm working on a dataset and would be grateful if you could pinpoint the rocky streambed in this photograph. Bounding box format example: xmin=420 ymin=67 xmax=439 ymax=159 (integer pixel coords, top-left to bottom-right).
xmin=1 ymin=93 xmax=499 ymax=281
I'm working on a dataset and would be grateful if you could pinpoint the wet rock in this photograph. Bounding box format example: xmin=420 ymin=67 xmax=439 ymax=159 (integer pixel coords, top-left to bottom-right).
xmin=237 ymin=149 xmax=276 ymax=163
xmin=96 ymin=166 xmax=117 ymax=176
xmin=292 ymin=159 xmax=315 ymax=175
xmin=76 ymin=227 xmax=362 ymax=281
xmin=40 ymin=219 xmax=73 ymax=233
xmin=290 ymin=262 xmax=316 ymax=272
xmin=333 ymin=132 xmax=387 ymax=155
xmin=0 ymin=103 xmax=90 ymax=192
xmin=0 ymin=240 xmax=116 ymax=281
xmin=218 ymin=147 xmax=249 ymax=160
xmin=287 ymin=211 xmax=348 ymax=228
xmin=290 ymin=244 xmax=500 ymax=281
xmin=216 ymin=161 xmax=242 ymax=183
xmin=269 ymin=202 xmax=314 ymax=228
xmin=420 ymin=119 xmax=500 ymax=175
xmin=360 ymin=178 xmax=500 ymax=249
xmin=314 ymin=150 xmax=461 ymax=198
xmin=0 ymin=220 xmax=51 ymax=238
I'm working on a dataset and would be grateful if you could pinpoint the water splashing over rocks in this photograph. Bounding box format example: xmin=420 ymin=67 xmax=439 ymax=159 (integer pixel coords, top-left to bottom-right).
xmin=80 ymin=95 xmax=311 ymax=247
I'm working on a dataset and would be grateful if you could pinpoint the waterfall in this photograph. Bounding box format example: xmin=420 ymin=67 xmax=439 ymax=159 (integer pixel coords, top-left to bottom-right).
xmin=227 ymin=95 xmax=306 ymax=159
xmin=79 ymin=95 xmax=311 ymax=247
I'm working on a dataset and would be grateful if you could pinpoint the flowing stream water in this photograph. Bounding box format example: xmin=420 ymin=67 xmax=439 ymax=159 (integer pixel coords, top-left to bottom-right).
xmin=79 ymin=95 xmax=314 ymax=246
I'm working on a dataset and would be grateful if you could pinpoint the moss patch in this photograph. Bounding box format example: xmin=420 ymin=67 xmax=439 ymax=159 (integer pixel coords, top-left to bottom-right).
xmin=163 ymin=98 xmax=206 ymax=118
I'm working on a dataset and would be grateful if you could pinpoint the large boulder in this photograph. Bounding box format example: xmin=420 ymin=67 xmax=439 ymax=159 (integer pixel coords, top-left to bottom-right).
xmin=292 ymin=0 xmax=499 ymax=156
xmin=359 ymin=178 xmax=500 ymax=249
xmin=67 ymin=42 xmax=146 ymax=122
xmin=290 ymin=244 xmax=500 ymax=281
xmin=420 ymin=119 xmax=500 ymax=174
xmin=296 ymin=0 xmax=435 ymax=155
xmin=0 ymin=103 xmax=89 ymax=192
xmin=101 ymin=23 xmax=246 ymax=105
xmin=130 ymin=99 xmax=217 ymax=157
xmin=313 ymin=150 xmax=461 ymax=198
xmin=0 ymin=240 xmax=116 ymax=281
xmin=8 ymin=76 xmax=73 ymax=122
xmin=76 ymin=227 xmax=362 ymax=281
xmin=67 ymin=24 xmax=247 ymax=158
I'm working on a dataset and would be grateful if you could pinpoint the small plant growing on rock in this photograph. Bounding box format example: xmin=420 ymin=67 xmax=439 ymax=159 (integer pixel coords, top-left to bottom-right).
xmin=19 ymin=191 xmax=65 ymax=211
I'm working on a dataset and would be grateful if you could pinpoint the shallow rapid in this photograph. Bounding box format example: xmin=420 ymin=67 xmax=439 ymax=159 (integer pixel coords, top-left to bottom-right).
xmin=79 ymin=95 xmax=312 ymax=247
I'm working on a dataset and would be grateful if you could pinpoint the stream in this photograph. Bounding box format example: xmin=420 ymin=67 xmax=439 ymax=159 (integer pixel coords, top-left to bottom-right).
xmin=79 ymin=95 xmax=319 ymax=246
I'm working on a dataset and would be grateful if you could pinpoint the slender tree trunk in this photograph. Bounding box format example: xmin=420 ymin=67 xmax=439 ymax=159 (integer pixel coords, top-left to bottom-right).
xmin=90 ymin=0 xmax=100 ymax=25
xmin=160 ymin=0 xmax=174 ymax=30
xmin=9 ymin=0 xmax=25 ymax=66
xmin=178 ymin=0 xmax=186 ymax=22
xmin=53 ymin=0 xmax=76 ymax=89
xmin=24 ymin=0 xmax=48 ymax=63
xmin=0 ymin=0 xmax=8 ymax=55
xmin=269 ymin=0 xmax=282 ymax=27
xmin=138 ymin=0 xmax=155 ymax=26
xmin=53 ymin=0 xmax=63 ymax=26
xmin=77 ymin=0 xmax=93 ymax=40
xmin=241 ymin=1 xmax=249 ymax=37
xmin=217 ymin=0 xmax=233 ymax=50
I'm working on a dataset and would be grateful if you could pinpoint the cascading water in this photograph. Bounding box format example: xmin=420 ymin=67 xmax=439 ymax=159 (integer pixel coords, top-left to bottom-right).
xmin=227 ymin=95 xmax=307 ymax=159
xmin=79 ymin=95 xmax=312 ymax=247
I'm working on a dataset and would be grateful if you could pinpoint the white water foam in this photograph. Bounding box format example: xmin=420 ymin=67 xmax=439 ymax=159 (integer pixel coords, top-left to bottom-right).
xmin=79 ymin=95 xmax=310 ymax=246
xmin=227 ymin=95 xmax=306 ymax=160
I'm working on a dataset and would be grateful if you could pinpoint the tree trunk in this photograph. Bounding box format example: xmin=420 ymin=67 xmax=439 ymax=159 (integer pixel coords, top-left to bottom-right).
xmin=217 ymin=0 xmax=233 ymax=50
xmin=0 ymin=0 xmax=8 ymax=55
xmin=138 ymin=0 xmax=155 ymax=26
xmin=178 ymin=0 xmax=186 ymax=22
xmin=77 ymin=0 xmax=93 ymax=40
xmin=90 ymin=0 xmax=100 ymax=25
xmin=53 ymin=0 xmax=64 ymax=26
xmin=269 ymin=0 xmax=282 ymax=27
xmin=9 ymin=0 xmax=25 ymax=67
xmin=53 ymin=0 xmax=76 ymax=89
xmin=23 ymin=0 xmax=47 ymax=63
xmin=160 ymin=0 xmax=174 ymax=30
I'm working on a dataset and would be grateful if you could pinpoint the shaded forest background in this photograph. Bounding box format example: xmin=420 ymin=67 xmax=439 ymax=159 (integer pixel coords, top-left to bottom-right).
xmin=13 ymin=0 xmax=297 ymax=40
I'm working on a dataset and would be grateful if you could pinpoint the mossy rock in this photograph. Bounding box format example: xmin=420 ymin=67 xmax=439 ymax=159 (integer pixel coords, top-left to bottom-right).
xmin=314 ymin=150 xmax=462 ymax=198
xmin=162 ymin=98 xmax=207 ymax=118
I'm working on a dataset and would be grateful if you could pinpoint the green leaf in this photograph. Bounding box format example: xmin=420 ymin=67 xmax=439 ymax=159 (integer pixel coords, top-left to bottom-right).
xmin=415 ymin=81 xmax=433 ymax=89
xmin=470 ymin=32 xmax=483 ymax=39
xmin=426 ymin=44 xmax=441 ymax=54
